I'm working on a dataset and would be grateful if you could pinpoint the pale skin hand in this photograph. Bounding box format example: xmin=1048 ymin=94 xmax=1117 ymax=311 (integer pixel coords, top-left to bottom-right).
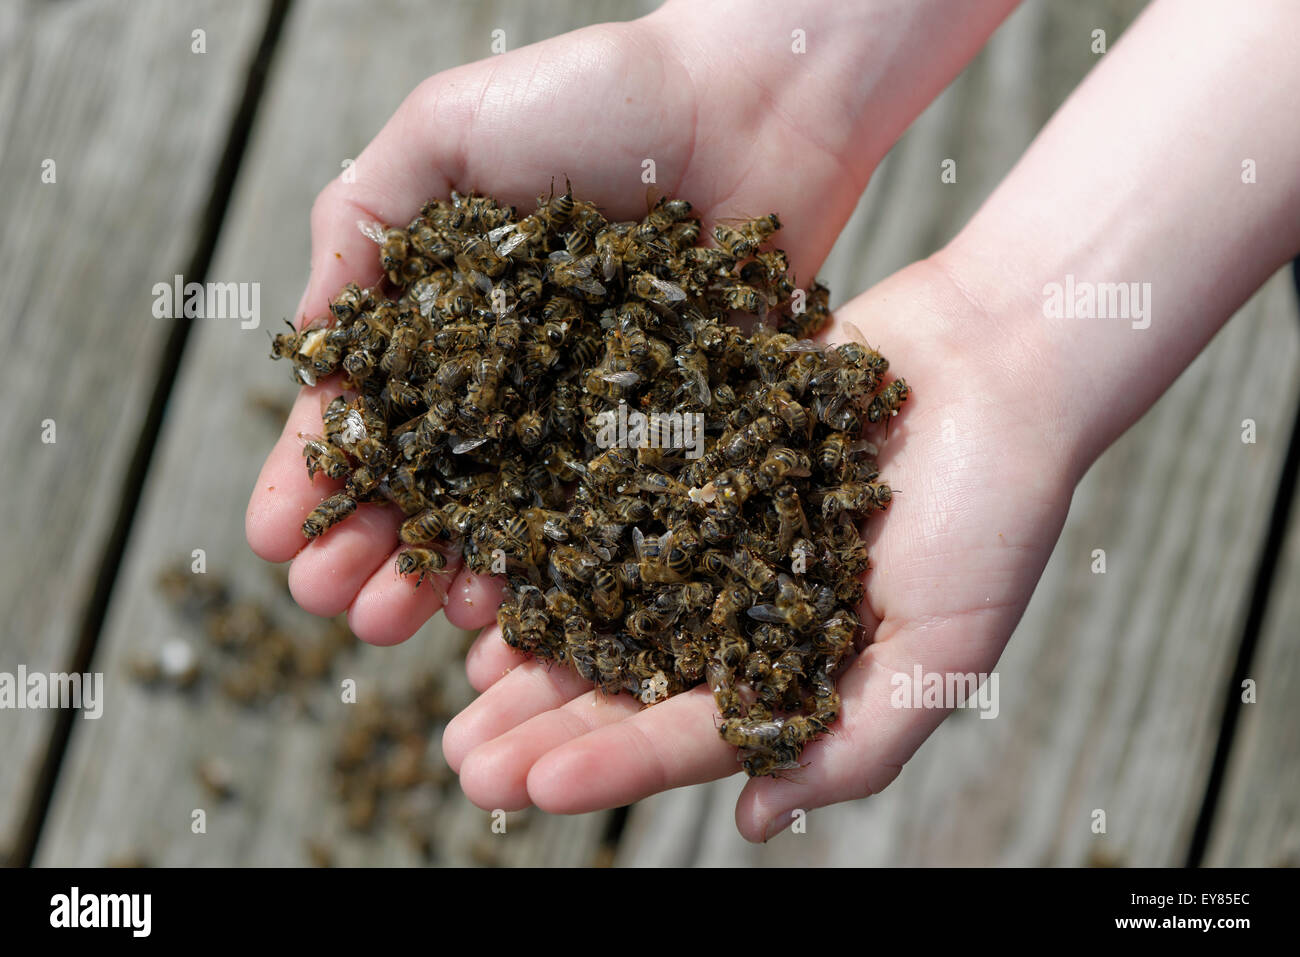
xmin=249 ymin=0 xmax=1300 ymax=841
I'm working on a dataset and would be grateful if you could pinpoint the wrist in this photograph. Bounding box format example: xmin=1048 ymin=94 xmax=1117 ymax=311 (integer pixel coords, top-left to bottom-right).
xmin=642 ymin=0 xmax=1022 ymax=184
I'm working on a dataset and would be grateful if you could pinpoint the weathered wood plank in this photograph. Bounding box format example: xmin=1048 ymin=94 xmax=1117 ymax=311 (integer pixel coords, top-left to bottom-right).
xmin=1204 ymin=351 xmax=1300 ymax=867
xmin=620 ymin=0 xmax=1300 ymax=867
xmin=37 ymin=0 xmax=654 ymax=867
xmin=0 ymin=0 xmax=269 ymax=866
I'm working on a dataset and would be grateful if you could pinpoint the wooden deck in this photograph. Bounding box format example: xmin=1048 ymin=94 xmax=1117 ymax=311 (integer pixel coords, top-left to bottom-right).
xmin=2 ymin=0 xmax=1297 ymax=867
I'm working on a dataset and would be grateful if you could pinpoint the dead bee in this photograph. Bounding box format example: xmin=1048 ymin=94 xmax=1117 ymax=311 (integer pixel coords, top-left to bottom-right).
xmin=867 ymin=378 xmax=910 ymax=424
xmin=300 ymin=434 xmax=350 ymax=481
xmin=395 ymin=547 xmax=448 ymax=586
xmin=303 ymin=493 xmax=357 ymax=540
xmin=629 ymin=272 xmax=686 ymax=305
xmin=713 ymin=213 xmax=780 ymax=258
xmin=399 ymin=508 xmax=448 ymax=545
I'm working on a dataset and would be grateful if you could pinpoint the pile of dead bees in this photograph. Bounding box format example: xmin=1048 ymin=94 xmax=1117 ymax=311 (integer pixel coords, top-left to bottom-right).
xmin=271 ymin=184 xmax=908 ymax=776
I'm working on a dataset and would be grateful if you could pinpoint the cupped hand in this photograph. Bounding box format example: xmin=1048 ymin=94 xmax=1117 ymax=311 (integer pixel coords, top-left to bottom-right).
xmin=444 ymin=260 xmax=1079 ymax=841
xmin=246 ymin=12 xmax=879 ymax=644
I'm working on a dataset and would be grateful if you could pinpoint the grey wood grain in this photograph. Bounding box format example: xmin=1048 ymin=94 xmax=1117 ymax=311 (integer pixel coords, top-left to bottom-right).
xmin=1204 ymin=383 xmax=1300 ymax=868
xmin=36 ymin=0 xmax=654 ymax=867
xmin=619 ymin=0 xmax=1300 ymax=867
xmin=0 ymin=0 xmax=268 ymax=866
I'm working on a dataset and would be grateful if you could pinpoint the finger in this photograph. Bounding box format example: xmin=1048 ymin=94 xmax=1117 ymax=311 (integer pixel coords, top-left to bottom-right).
xmin=733 ymin=619 xmax=997 ymax=843
xmin=525 ymin=685 xmax=738 ymax=814
xmin=458 ymin=688 xmax=639 ymax=811
xmin=346 ymin=544 xmax=462 ymax=646
xmin=441 ymin=658 xmax=593 ymax=773
xmin=245 ymin=380 xmax=344 ymax=563
xmin=443 ymin=569 xmax=510 ymax=631
xmin=294 ymin=78 xmax=460 ymax=323
xmin=463 ymin=624 xmax=529 ymax=693
xmin=287 ymin=503 xmax=404 ymax=617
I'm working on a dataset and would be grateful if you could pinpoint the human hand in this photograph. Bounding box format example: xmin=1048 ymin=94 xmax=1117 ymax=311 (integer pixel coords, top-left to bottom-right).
xmin=245 ymin=1 xmax=1015 ymax=644
xmin=442 ymin=257 xmax=1076 ymax=840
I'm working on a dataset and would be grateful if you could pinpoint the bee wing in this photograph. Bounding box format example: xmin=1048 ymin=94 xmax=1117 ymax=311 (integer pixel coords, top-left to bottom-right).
xmin=600 ymin=370 xmax=640 ymax=387
xmin=356 ymin=219 xmax=387 ymax=244
xmin=646 ymin=277 xmax=686 ymax=302
xmin=340 ymin=409 xmax=367 ymax=444
xmin=674 ymin=356 xmax=712 ymax=406
xmin=450 ymin=434 xmax=489 ymax=454
xmin=783 ymin=338 xmax=824 ymax=353
xmin=745 ymin=603 xmax=784 ymax=623
xmin=487 ymin=223 xmax=515 ymax=244
xmin=631 ymin=526 xmax=646 ymax=558
xmin=413 ymin=283 xmax=438 ymax=318
xmin=495 ymin=230 xmax=530 ymax=257
xmin=838 ymin=320 xmax=869 ymax=348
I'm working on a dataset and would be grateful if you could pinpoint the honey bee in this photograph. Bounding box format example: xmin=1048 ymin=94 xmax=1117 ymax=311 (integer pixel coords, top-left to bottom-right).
xmin=669 ymin=630 xmax=708 ymax=683
xmin=719 ymin=415 xmax=781 ymax=464
xmin=537 ymin=177 xmax=577 ymax=230
xmin=549 ymin=251 xmax=606 ymax=298
xmin=512 ymin=409 xmax=546 ymax=449
xmin=755 ymin=446 xmax=811 ymax=490
xmin=816 ymin=612 xmax=859 ymax=670
xmin=632 ymin=527 xmax=685 ymax=584
xmin=395 ymin=547 xmax=448 ymax=586
xmin=642 ymin=195 xmax=693 ymax=233
xmin=399 ymin=508 xmax=448 ymax=545
xmin=630 ymin=272 xmax=686 ymax=305
xmin=719 ymin=716 xmax=785 ymax=749
xmin=710 ymin=584 xmax=753 ymax=633
xmin=654 ymin=581 xmax=715 ymax=617
xmin=330 ymin=282 xmax=376 ymax=324
xmin=590 ymin=567 xmax=625 ymax=620
xmin=705 ymin=468 xmax=756 ymax=516
xmin=303 ymin=493 xmax=357 ymax=540
xmin=665 ymin=218 xmax=701 ymax=251
xmin=466 ymin=354 xmax=506 ymax=414
xmin=548 ymin=544 xmax=600 ymax=589
xmin=713 ymin=213 xmax=780 ymax=258
xmin=820 ymin=481 xmax=893 ymax=519
xmin=564 ymin=615 xmax=599 ymax=682
xmin=488 ymin=213 xmax=547 ymax=259
xmin=867 ymin=378 xmax=910 ymax=424
xmin=300 ymin=434 xmax=350 ymax=480
xmin=592 ymin=635 xmax=629 ymax=695
xmin=772 ymin=484 xmax=811 ymax=554
xmin=721 ymin=283 xmax=766 ymax=313
xmin=626 ymin=605 xmax=673 ymax=639
xmin=746 ymin=574 xmax=818 ymax=635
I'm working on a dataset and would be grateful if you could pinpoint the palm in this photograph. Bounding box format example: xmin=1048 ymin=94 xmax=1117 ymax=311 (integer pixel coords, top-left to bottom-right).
xmin=443 ymin=265 xmax=1072 ymax=838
